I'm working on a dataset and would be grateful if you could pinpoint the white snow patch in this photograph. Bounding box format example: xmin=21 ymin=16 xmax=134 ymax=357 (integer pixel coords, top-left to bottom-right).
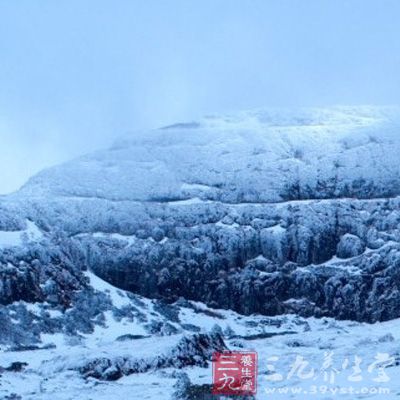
xmin=0 ymin=219 xmax=43 ymax=248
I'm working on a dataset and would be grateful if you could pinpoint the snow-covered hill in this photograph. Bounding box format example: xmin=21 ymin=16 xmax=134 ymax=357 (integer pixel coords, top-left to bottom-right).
xmin=1 ymin=106 xmax=400 ymax=399
xmin=17 ymin=106 xmax=400 ymax=203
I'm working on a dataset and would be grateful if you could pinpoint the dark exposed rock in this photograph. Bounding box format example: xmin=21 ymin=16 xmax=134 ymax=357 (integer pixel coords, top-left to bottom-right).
xmin=79 ymin=332 xmax=226 ymax=380
xmin=115 ymin=334 xmax=149 ymax=341
xmin=5 ymin=362 xmax=28 ymax=372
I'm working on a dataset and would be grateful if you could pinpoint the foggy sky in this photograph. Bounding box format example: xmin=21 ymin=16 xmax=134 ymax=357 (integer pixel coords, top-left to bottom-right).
xmin=1 ymin=0 xmax=400 ymax=194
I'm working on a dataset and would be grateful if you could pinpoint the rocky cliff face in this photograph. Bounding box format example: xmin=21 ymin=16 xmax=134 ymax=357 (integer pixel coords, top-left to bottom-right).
xmin=1 ymin=106 xmax=400 ymax=334
xmin=73 ymin=195 xmax=400 ymax=322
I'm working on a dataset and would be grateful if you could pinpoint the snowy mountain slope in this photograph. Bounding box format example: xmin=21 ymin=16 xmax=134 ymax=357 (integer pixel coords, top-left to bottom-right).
xmin=16 ymin=106 xmax=400 ymax=203
xmin=0 ymin=272 xmax=319 ymax=399
xmin=1 ymin=106 xmax=400 ymax=398
xmin=2 ymin=282 xmax=400 ymax=399
xmin=1 ymin=106 xmax=400 ymax=323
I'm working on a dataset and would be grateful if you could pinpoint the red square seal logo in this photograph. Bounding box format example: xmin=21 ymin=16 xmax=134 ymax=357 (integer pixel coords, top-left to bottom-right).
xmin=212 ymin=351 xmax=257 ymax=395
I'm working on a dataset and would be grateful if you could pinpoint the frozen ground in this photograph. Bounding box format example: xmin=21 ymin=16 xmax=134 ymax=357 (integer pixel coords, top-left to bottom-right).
xmin=1 ymin=273 xmax=400 ymax=399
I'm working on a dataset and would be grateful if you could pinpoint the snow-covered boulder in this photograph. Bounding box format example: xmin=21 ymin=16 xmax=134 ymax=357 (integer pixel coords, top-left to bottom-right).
xmin=337 ymin=233 xmax=365 ymax=258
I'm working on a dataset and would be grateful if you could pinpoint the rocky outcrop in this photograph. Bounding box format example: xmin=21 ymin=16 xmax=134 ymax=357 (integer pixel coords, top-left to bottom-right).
xmin=78 ymin=333 xmax=226 ymax=380
xmin=70 ymin=196 xmax=399 ymax=323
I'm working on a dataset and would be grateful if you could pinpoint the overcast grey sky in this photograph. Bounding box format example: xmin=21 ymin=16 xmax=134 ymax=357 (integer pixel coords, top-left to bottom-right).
xmin=0 ymin=0 xmax=400 ymax=194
